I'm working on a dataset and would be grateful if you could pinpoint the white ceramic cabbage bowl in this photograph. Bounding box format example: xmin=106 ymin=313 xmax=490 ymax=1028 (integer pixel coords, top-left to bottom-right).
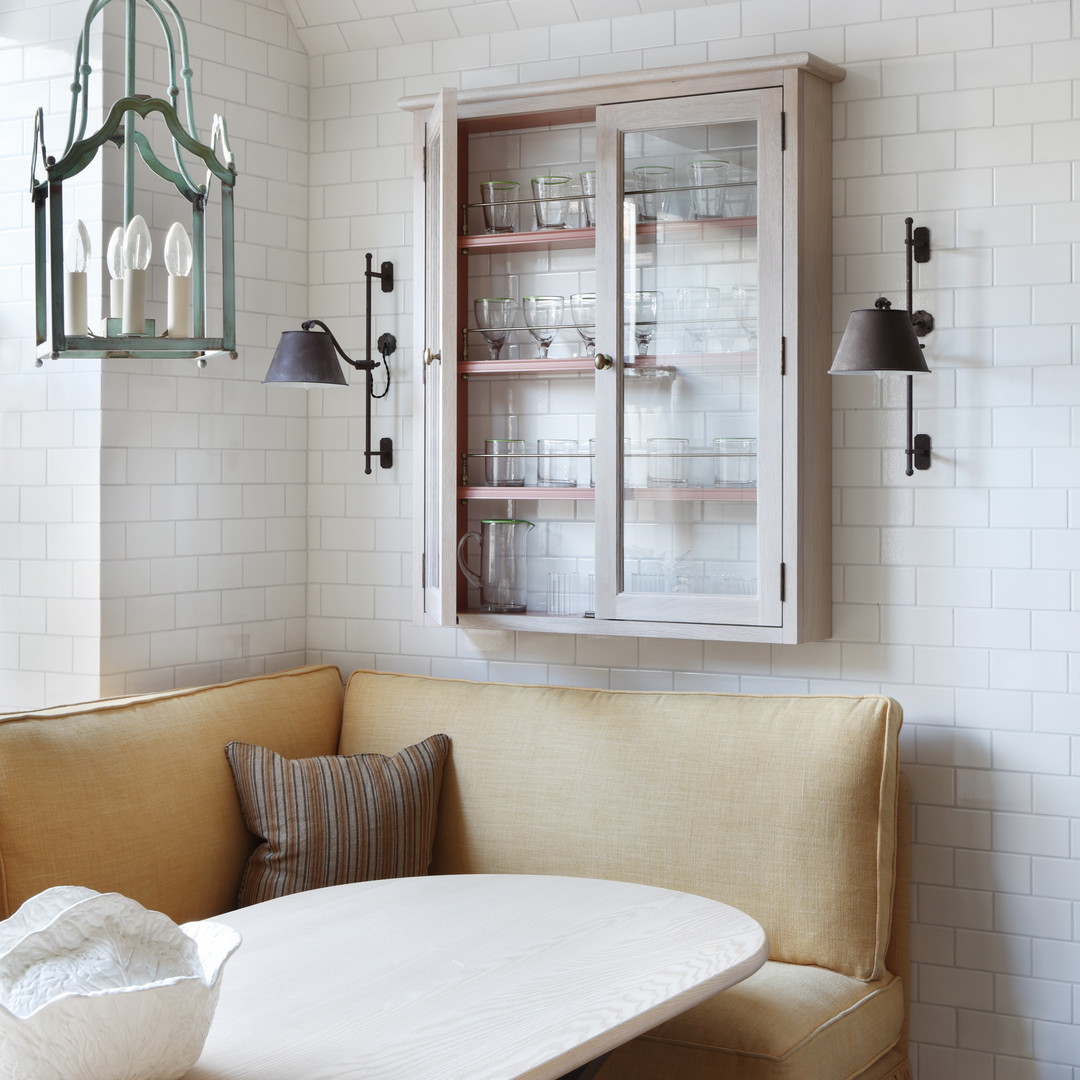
xmin=0 ymin=886 xmax=241 ymax=1080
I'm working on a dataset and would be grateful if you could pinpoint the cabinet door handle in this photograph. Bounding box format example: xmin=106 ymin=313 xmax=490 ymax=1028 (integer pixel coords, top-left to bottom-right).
xmin=423 ymin=348 xmax=440 ymax=365
xmin=594 ymin=353 xmax=614 ymax=370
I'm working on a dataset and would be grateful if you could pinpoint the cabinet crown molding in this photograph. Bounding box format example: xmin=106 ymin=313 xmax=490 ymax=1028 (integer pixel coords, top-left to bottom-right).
xmin=397 ymin=51 xmax=845 ymax=114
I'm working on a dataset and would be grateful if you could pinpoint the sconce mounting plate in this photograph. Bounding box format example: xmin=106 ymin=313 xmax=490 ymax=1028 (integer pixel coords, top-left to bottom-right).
xmin=912 ymin=433 xmax=932 ymax=471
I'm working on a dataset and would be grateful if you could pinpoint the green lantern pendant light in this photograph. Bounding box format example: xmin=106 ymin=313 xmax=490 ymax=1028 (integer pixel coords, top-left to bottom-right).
xmin=29 ymin=0 xmax=237 ymax=367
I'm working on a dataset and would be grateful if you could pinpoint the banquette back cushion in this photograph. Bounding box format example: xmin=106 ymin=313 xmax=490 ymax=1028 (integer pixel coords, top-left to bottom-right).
xmin=0 ymin=665 xmax=344 ymax=922
xmin=339 ymin=670 xmax=903 ymax=982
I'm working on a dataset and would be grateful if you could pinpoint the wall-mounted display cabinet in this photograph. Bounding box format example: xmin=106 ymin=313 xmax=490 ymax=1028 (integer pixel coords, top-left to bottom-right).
xmin=400 ymin=53 xmax=843 ymax=642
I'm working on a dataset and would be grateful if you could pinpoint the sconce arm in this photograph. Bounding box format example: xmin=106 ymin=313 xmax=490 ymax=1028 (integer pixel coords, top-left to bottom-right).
xmin=300 ymin=318 xmax=377 ymax=371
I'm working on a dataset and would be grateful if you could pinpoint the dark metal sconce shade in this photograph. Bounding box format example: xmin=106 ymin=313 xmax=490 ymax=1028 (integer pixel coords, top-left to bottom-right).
xmin=264 ymin=327 xmax=348 ymax=385
xmin=830 ymin=301 xmax=931 ymax=376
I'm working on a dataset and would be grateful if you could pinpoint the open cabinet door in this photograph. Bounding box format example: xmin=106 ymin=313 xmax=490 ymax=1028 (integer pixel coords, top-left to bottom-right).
xmin=413 ymin=89 xmax=459 ymax=626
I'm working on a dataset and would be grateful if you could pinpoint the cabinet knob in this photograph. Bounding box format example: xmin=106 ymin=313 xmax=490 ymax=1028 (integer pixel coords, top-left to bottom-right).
xmin=594 ymin=353 xmax=614 ymax=370
xmin=423 ymin=348 xmax=440 ymax=365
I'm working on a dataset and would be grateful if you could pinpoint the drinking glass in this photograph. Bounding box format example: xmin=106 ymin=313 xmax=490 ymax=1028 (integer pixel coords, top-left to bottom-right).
xmin=722 ymin=165 xmax=757 ymax=217
xmin=537 ymin=438 xmax=578 ymax=487
xmin=631 ymin=165 xmax=674 ymax=222
xmin=474 ymin=297 xmax=516 ymax=361
xmin=714 ymin=437 xmax=757 ymax=487
xmin=732 ymin=284 xmax=758 ymax=350
xmin=579 ymin=170 xmax=596 ymax=226
xmin=480 ymin=180 xmax=520 ymax=234
xmin=647 ymin=437 xmax=689 ymax=487
xmin=523 ymin=295 xmax=563 ymax=358
xmin=485 ymin=438 xmax=526 ymax=486
xmin=570 ymin=292 xmax=596 ymax=357
xmin=629 ymin=290 xmax=658 ymax=356
xmin=675 ymin=286 xmax=721 ymax=352
xmin=531 ymin=175 xmax=571 ymax=229
xmin=687 ymin=159 xmax=728 ymax=218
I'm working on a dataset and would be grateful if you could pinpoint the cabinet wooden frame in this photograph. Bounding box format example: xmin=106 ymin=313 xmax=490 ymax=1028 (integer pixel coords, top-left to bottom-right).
xmin=402 ymin=53 xmax=843 ymax=643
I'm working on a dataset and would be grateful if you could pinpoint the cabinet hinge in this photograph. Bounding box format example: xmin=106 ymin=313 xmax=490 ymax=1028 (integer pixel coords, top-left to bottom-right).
xmin=780 ymin=111 xmax=787 ymax=151
xmin=780 ymin=563 xmax=786 ymax=602
xmin=780 ymin=336 xmax=786 ymax=375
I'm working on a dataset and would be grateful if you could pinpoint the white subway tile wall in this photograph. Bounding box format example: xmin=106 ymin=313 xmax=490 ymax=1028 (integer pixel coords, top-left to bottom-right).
xmin=0 ymin=0 xmax=310 ymax=703
xmin=1 ymin=0 xmax=1078 ymax=1076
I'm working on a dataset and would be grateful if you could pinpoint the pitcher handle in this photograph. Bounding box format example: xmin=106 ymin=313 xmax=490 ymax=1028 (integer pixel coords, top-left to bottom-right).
xmin=456 ymin=531 xmax=482 ymax=589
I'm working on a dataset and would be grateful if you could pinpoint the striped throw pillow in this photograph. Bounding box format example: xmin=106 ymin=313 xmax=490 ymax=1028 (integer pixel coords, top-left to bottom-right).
xmin=226 ymin=734 xmax=450 ymax=907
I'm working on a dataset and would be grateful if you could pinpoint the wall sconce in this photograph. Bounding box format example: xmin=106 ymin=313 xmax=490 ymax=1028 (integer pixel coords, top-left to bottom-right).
xmin=830 ymin=218 xmax=933 ymax=477
xmin=30 ymin=0 xmax=236 ymax=366
xmin=265 ymin=254 xmax=396 ymax=476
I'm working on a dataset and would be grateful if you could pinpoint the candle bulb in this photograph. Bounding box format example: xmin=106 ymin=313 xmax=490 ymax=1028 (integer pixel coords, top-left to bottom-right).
xmin=106 ymin=226 xmax=124 ymax=321
xmin=64 ymin=220 xmax=90 ymax=336
xmin=121 ymin=214 xmax=152 ymax=335
xmin=164 ymin=222 xmax=192 ymax=339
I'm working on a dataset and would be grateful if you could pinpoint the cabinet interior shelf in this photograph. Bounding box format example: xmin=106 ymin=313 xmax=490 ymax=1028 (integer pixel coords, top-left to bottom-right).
xmin=459 ymin=353 xmax=757 ymax=376
xmin=459 ymin=216 xmax=755 ymax=255
xmin=459 ymin=486 xmax=757 ymax=502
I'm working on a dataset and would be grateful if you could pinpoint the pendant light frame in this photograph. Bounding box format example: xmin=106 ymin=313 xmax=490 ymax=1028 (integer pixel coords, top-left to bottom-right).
xmin=29 ymin=0 xmax=237 ymax=367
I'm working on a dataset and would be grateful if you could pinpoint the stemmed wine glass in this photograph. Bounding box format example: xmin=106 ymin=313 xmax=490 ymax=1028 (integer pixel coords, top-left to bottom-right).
xmin=570 ymin=292 xmax=596 ymax=357
xmin=629 ymin=290 xmax=658 ymax=356
xmin=675 ymin=286 xmax=721 ymax=352
xmin=474 ymin=297 xmax=516 ymax=361
xmin=523 ymin=295 xmax=563 ymax=358
xmin=732 ymin=284 xmax=758 ymax=351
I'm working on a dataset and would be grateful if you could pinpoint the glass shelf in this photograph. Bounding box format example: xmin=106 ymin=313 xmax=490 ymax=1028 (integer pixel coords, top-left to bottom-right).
xmin=459 ymin=485 xmax=756 ymax=502
xmin=459 ymin=216 xmax=755 ymax=254
xmin=459 ymin=352 xmax=756 ymax=377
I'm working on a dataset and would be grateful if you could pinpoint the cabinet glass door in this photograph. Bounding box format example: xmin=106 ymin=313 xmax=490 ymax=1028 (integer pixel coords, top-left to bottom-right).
xmin=594 ymin=90 xmax=783 ymax=627
xmin=419 ymin=89 xmax=459 ymax=625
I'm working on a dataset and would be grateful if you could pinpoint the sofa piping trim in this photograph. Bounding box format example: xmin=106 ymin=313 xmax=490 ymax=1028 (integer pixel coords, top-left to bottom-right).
xmin=0 ymin=664 xmax=343 ymax=726
xmin=636 ymin=975 xmax=900 ymax=1061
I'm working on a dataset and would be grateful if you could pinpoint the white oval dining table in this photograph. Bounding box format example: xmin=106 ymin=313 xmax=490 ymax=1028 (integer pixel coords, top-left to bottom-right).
xmin=186 ymin=874 xmax=768 ymax=1080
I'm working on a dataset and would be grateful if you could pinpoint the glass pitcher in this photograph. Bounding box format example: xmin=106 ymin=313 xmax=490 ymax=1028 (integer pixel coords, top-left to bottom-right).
xmin=456 ymin=519 xmax=534 ymax=613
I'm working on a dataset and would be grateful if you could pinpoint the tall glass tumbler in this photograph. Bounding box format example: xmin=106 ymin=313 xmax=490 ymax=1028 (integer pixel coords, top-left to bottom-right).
xmin=580 ymin=170 xmax=596 ymax=226
xmin=688 ymin=159 xmax=729 ymax=218
xmin=722 ymin=165 xmax=757 ymax=217
xmin=480 ymin=180 xmax=520 ymax=233
xmin=631 ymin=165 xmax=674 ymax=222
xmin=531 ymin=175 xmax=571 ymax=229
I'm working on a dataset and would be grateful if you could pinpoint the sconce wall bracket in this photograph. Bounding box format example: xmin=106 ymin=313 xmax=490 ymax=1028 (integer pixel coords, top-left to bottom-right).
xmin=264 ymin=253 xmax=396 ymax=477
xmin=831 ymin=217 xmax=934 ymax=478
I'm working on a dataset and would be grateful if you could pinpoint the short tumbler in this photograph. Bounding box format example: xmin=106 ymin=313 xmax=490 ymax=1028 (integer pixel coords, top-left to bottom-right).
xmin=485 ymin=438 xmax=526 ymax=486
xmin=537 ymin=438 xmax=578 ymax=487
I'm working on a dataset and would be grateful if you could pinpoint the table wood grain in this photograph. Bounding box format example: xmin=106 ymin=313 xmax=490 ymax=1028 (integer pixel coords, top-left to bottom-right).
xmin=187 ymin=874 xmax=768 ymax=1080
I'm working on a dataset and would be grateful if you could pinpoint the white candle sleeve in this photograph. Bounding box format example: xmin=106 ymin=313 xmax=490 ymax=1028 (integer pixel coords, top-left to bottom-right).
xmin=122 ymin=267 xmax=147 ymax=334
xmin=167 ymin=275 xmax=192 ymax=338
xmin=64 ymin=271 xmax=88 ymax=336
xmin=109 ymin=278 xmax=124 ymax=320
